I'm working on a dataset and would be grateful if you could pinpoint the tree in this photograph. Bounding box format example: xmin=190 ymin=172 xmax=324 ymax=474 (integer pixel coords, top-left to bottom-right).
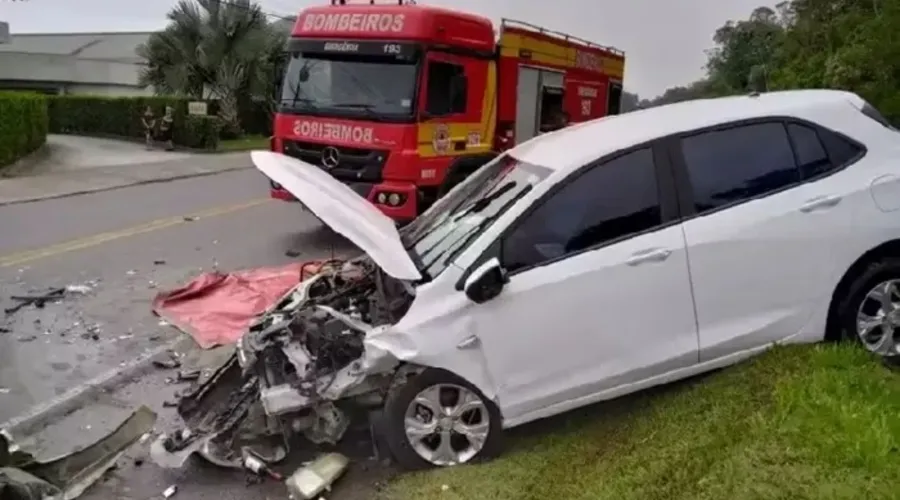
xmin=621 ymin=91 xmax=641 ymax=112
xmin=136 ymin=0 xmax=286 ymax=136
xmin=705 ymin=7 xmax=785 ymax=93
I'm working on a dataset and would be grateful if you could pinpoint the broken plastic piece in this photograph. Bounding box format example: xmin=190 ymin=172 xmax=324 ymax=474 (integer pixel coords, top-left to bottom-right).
xmin=284 ymin=453 xmax=349 ymax=500
xmin=241 ymin=449 xmax=283 ymax=481
xmin=163 ymin=484 xmax=177 ymax=498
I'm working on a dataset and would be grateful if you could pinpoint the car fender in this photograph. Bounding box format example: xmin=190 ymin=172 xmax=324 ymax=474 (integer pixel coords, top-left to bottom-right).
xmin=362 ymin=317 xmax=500 ymax=404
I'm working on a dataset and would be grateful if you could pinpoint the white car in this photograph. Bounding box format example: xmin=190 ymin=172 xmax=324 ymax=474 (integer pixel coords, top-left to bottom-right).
xmin=252 ymin=89 xmax=900 ymax=470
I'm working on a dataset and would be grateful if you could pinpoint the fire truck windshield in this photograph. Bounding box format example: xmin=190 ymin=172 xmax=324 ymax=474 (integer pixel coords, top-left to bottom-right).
xmin=279 ymin=51 xmax=418 ymax=121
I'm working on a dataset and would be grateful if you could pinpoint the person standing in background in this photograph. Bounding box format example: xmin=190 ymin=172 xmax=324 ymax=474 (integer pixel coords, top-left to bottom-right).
xmin=159 ymin=106 xmax=175 ymax=151
xmin=141 ymin=106 xmax=156 ymax=150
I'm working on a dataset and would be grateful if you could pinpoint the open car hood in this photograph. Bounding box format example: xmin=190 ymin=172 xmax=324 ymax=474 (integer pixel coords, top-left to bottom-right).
xmin=252 ymin=151 xmax=422 ymax=281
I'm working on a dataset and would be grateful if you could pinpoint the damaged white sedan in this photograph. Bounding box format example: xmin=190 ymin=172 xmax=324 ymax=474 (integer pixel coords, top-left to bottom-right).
xmin=153 ymin=90 xmax=900 ymax=471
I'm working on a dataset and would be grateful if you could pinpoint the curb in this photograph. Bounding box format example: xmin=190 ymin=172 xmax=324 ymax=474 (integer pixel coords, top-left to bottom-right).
xmin=0 ymin=164 xmax=253 ymax=207
xmin=0 ymin=337 xmax=183 ymax=438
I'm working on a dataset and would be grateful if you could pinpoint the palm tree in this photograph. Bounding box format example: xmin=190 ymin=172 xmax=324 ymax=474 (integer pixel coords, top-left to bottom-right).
xmin=136 ymin=0 xmax=285 ymax=136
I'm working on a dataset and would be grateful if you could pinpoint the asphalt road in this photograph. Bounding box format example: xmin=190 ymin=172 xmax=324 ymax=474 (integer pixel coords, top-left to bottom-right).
xmin=0 ymin=168 xmax=356 ymax=426
xmin=0 ymin=165 xmax=395 ymax=500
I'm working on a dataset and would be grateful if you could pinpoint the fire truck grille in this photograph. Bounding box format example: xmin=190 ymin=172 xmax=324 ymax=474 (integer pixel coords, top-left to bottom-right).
xmin=282 ymin=140 xmax=387 ymax=183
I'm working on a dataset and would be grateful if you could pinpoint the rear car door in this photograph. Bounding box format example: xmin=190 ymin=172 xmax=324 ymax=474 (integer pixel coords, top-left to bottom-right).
xmin=672 ymin=120 xmax=857 ymax=361
xmin=468 ymin=146 xmax=700 ymax=422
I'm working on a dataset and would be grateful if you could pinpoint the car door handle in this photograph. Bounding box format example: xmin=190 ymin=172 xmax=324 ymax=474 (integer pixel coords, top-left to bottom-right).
xmin=626 ymin=248 xmax=672 ymax=266
xmin=800 ymin=195 xmax=842 ymax=212
xmin=457 ymin=335 xmax=481 ymax=350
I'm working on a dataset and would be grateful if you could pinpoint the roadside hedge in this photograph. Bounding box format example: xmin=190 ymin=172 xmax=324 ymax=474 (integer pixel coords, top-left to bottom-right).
xmin=0 ymin=92 xmax=49 ymax=168
xmin=47 ymin=96 xmax=225 ymax=150
xmin=47 ymin=95 xmax=268 ymax=149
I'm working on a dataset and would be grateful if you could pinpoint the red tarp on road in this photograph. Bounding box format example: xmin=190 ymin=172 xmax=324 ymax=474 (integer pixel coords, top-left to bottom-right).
xmin=152 ymin=261 xmax=324 ymax=349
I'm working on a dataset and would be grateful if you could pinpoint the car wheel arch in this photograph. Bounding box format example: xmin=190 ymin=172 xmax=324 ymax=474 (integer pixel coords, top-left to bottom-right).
xmin=825 ymin=238 xmax=900 ymax=341
xmin=386 ymin=363 xmax=505 ymax=418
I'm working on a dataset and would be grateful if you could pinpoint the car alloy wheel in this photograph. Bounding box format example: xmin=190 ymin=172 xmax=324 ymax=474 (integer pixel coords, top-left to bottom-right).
xmin=402 ymin=383 xmax=491 ymax=466
xmin=381 ymin=368 xmax=502 ymax=470
xmin=855 ymin=279 xmax=900 ymax=356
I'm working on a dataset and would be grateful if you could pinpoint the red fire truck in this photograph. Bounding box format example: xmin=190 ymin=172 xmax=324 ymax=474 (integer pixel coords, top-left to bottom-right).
xmin=269 ymin=0 xmax=625 ymax=223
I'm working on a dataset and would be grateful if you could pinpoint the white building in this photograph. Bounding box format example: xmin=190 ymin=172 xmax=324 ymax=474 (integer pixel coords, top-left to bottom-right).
xmin=0 ymin=31 xmax=154 ymax=96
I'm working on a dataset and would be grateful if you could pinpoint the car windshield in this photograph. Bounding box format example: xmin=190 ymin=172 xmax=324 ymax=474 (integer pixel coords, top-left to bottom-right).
xmin=403 ymin=155 xmax=554 ymax=279
xmin=279 ymin=52 xmax=417 ymax=119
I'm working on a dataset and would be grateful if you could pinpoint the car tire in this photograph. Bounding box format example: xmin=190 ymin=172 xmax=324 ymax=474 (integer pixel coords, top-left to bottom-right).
xmin=380 ymin=368 xmax=503 ymax=470
xmin=834 ymin=258 xmax=900 ymax=356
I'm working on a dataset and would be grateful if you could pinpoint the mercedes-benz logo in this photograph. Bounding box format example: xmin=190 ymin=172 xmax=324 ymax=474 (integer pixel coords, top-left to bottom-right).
xmin=321 ymin=147 xmax=340 ymax=169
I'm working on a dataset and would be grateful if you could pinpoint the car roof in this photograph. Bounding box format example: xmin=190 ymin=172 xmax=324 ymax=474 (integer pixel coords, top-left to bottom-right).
xmin=509 ymin=89 xmax=865 ymax=174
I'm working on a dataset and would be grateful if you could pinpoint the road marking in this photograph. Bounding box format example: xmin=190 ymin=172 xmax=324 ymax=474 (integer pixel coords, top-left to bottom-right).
xmin=0 ymin=198 xmax=271 ymax=268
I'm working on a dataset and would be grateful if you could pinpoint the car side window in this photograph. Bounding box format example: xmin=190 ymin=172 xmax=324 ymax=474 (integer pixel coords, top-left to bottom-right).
xmin=501 ymin=148 xmax=662 ymax=273
xmin=818 ymin=128 xmax=863 ymax=166
xmin=787 ymin=123 xmax=831 ymax=179
xmin=681 ymin=122 xmax=800 ymax=214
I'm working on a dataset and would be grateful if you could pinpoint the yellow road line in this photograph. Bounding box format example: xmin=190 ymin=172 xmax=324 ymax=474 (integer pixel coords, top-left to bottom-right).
xmin=0 ymin=198 xmax=271 ymax=268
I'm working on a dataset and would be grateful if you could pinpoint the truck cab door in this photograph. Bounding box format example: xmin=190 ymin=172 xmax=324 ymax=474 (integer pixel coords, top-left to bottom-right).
xmin=420 ymin=52 xmax=480 ymax=122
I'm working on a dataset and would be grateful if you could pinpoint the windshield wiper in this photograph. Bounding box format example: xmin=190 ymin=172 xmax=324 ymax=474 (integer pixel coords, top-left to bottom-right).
xmin=331 ymin=102 xmax=379 ymax=118
xmin=429 ymin=184 xmax=535 ymax=268
xmin=453 ymin=181 xmax=517 ymax=221
xmin=280 ymin=97 xmax=318 ymax=109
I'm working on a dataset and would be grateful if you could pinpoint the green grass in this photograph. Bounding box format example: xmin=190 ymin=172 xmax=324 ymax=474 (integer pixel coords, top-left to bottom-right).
xmin=217 ymin=135 xmax=269 ymax=152
xmin=381 ymin=344 xmax=900 ymax=500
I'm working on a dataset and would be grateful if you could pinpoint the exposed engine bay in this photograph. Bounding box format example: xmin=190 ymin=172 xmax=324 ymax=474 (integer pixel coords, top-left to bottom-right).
xmin=150 ymin=258 xmax=417 ymax=468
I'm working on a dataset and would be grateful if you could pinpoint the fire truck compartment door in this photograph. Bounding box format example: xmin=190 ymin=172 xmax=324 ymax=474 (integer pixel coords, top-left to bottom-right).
xmin=515 ymin=66 xmax=541 ymax=143
xmin=516 ymin=67 xmax=566 ymax=143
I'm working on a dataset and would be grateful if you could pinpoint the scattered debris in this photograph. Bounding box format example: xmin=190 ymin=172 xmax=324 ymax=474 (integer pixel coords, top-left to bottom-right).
xmin=163 ymin=484 xmax=178 ymax=498
xmin=177 ymin=369 xmax=200 ymax=382
xmin=183 ymin=216 xmax=199 ymax=222
xmin=126 ymin=270 xmax=137 ymax=276
xmin=64 ymin=284 xmax=93 ymax=295
xmin=17 ymin=335 xmax=37 ymax=343
xmin=0 ymin=327 xmax=9 ymax=334
xmin=285 ymin=452 xmax=349 ymax=500
xmin=285 ymin=249 xmax=303 ymax=258
xmin=4 ymin=288 xmax=65 ymax=315
xmin=241 ymin=449 xmax=283 ymax=481
xmin=4 ymin=284 xmax=94 ymax=318
xmin=154 ymin=260 xmax=167 ymax=266
xmin=0 ymin=388 xmax=9 ymax=395
xmin=152 ymin=352 xmax=181 ymax=370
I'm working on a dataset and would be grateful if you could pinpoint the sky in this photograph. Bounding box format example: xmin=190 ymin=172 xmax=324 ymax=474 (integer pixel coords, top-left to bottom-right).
xmin=1 ymin=0 xmax=772 ymax=98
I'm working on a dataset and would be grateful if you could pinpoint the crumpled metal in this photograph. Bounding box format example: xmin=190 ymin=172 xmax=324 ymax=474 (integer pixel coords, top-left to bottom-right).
xmin=0 ymin=406 xmax=156 ymax=500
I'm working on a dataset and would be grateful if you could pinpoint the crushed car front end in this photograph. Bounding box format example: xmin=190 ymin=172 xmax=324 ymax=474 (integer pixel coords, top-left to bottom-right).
xmin=151 ymin=257 xmax=421 ymax=467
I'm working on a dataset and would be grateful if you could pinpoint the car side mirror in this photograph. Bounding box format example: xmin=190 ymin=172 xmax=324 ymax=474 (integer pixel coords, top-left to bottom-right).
xmin=464 ymin=257 xmax=509 ymax=304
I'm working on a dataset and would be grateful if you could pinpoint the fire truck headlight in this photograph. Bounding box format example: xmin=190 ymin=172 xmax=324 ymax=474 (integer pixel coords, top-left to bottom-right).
xmin=388 ymin=193 xmax=401 ymax=206
xmin=377 ymin=192 xmax=388 ymax=204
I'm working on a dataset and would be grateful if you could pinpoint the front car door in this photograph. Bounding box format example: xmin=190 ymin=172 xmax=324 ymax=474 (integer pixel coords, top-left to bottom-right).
xmin=466 ymin=145 xmax=700 ymax=424
xmin=671 ymin=120 xmax=858 ymax=361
